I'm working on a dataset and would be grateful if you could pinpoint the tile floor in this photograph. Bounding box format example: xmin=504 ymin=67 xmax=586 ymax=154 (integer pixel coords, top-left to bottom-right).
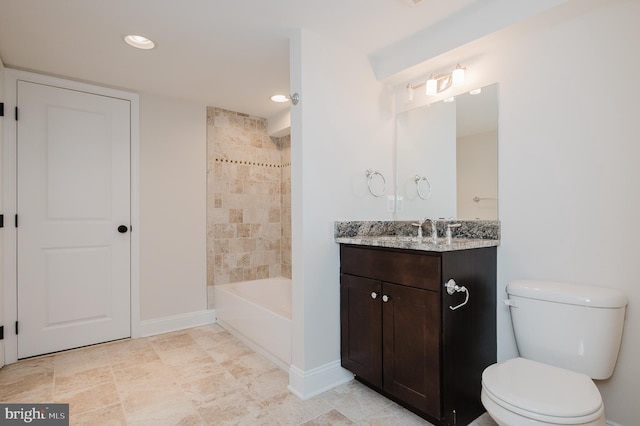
xmin=0 ymin=324 xmax=498 ymax=425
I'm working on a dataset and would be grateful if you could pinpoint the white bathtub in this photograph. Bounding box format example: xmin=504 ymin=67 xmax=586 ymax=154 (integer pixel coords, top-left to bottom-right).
xmin=214 ymin=277 xmax=291 ymax=370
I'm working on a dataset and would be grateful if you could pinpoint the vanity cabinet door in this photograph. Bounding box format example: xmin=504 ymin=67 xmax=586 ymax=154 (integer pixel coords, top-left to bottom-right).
xmin=382 ymin=283 xmax=441 ymax=419
xmin=340 ymin=273 xmax=382 ymax=386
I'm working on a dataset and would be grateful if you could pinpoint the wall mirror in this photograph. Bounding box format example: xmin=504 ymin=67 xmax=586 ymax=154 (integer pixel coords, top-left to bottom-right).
xmin=395 ymin=83 xmax=498 ymax=220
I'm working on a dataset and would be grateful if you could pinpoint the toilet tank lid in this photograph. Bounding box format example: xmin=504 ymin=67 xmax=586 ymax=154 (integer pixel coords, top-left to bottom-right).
xmin=507 ymin=280 xmax=628 ymax=308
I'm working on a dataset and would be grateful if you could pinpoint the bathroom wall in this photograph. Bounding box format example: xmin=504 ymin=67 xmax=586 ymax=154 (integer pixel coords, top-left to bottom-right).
xmin=388 ymin=1 xmax=639 ymax=423
xmin=288 ymin=28 xmax=394 ymax=390
xmin=206 ymin=107 xmax=291 ymax=305
xmin=139 ymin=94 xmax=207 ymax=321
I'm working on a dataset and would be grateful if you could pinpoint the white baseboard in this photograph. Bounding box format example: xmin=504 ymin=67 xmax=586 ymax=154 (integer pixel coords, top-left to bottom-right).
xmin=288 ymin=360 xmax=354 ymax=400
xmin=137 ymin=309 xmax=216 ymax=337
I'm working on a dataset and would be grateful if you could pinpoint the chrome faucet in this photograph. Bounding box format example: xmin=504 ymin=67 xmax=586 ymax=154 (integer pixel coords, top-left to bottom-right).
xmin=424 ymin=218 xmax=438 ymax=243
xmin=412 ymin=217 xmax=438 ymax=243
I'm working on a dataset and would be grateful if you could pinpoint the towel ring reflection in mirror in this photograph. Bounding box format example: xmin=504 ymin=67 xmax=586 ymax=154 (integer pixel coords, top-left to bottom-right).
xmin=415 ymin=175 xmax=432 ymax=200
xmin=366 ymin=169 xmax=386 ymax=197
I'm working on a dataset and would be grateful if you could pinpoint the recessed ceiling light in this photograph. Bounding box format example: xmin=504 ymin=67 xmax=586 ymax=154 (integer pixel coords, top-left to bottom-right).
xmin=270 ymin=95 xmax=289 ymax=103
xmin=124 ymin=35 xmax=155 ymax=50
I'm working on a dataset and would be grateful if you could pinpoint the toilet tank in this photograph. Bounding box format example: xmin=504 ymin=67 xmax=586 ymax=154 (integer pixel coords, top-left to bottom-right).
xmin=506 ymin=280 xmax=627 ymax=380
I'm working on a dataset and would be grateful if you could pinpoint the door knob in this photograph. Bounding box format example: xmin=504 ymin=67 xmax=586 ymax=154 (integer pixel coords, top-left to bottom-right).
xmin=382 ymin=295 xmax=389 ymax=303
xmin=117 ymin=225 xmax=129 ymax=233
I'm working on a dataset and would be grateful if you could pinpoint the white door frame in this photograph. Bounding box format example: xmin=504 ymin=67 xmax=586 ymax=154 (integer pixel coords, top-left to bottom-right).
xmin=2 ymin=68 xmax=141 ymax=364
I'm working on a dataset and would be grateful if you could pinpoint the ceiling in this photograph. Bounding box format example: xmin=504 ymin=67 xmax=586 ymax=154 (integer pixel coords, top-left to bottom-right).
xmin=0 ymin=0 xmax=572 ymax=119
xmin=0 ymin=0 xmax=490 ymax=118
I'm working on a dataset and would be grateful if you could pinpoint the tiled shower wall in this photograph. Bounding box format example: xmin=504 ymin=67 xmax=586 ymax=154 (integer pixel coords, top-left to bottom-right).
xmin=206 ymin=107 xmax=291 ymax=306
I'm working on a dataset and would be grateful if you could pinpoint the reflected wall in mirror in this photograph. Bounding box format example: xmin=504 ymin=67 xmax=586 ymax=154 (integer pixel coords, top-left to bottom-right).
xmin=395 ymin=83 xmax=498 ymax=220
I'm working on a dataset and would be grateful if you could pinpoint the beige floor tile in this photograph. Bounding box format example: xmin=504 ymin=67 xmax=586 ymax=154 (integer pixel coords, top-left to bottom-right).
xmin=71 ymin=403 xmax=127 ymax=426
xmin=54 ymin=365 xmax=114 ymax=395
xmin=155 ymin=344 xmax=211 ymax=367
xmin=252 ymin=392 xmax=335 ymax=426
xmin=169 ymin=354 xmax=225 ymax=384
xmin=468 ymin=412 xmax=498 ymax=426
xmin=54 ymin=345 xmax=111 ymax=376
xmin=149 ymin=330 xmax=199 ymax=353
xmin=320 ymin=380 xmax=394 ymax=423
xmin=122 ymin=387 xmax=204 ymax=426
xmin=356 ymin=402 xmax=433 ymax=425
xmin=0 ymin=385 xmax=54 ymax=404
xmin=196 ymin=387 xmax=263 ymax=426
xmin=237 ymin=367 xmax=289 ymax=403
xmin=221 ymin=351 xmax=279 ymax=381
xmin=113 ymin=360 xmax=179 ymax=398
xmin=301 ymin=409 xmax=355 ymax=425
xmin=0 ymin=357 xmax=55 ymax=400
xmin=203 ymin=332 xmax=254 ymax=363
xmin=54 ymin=380 xmax=121 ymax=417
xmin=180 ymin=369 xmax=244 ymax=408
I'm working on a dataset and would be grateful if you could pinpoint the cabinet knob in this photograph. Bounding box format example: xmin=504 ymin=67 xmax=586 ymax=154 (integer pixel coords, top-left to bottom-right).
xmin=371 ymin=292 xmax=378 ymax=299
xmin=382 ymin=295 xmax=390 ymax=303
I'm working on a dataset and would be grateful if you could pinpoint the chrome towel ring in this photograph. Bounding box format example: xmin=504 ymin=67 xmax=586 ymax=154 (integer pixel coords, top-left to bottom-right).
xmin=415 ymin=175 xmax=432 ymax=200
xmin=366 ymin=169 xmax=386 ymax=197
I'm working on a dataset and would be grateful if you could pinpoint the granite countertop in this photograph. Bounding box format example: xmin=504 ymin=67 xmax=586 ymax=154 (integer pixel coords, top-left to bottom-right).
xmin=334 ymin=220 xmax=500 ymax=252
xmin=335 ymin=235 xmax=499 ymax=252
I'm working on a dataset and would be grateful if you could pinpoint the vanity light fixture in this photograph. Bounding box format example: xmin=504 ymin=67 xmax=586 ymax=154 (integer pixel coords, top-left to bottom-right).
xmin=406 ymin=64 xmax=467 ymax=98
xmin=270 ymin=93 xmax=299 ymax=105
xmin=124 ymin=34 xmax=155 ymax=50
xmin=452 ymin=64 xmax=465 ymax=87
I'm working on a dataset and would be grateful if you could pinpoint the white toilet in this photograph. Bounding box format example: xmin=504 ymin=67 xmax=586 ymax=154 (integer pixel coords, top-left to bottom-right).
xmin=481 ymin=280 xmax=627 ymax=426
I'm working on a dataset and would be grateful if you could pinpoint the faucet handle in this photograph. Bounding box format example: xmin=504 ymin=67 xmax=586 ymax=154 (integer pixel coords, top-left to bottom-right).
xmin=411 ymin=221 xmax=423 ymax=238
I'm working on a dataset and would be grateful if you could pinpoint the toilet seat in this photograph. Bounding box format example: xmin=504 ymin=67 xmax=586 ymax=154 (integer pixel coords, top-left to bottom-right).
xmin=482 ymin=358 xmax=604 ymax=424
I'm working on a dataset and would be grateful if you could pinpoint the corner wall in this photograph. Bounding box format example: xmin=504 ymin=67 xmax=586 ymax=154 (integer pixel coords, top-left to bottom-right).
xmin=288 ymin=28 xmax=395 ymax=397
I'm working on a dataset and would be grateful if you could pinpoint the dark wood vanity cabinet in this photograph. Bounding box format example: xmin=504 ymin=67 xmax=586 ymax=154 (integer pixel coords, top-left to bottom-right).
xmin=339 ymin=244 xmax=496 ymax=426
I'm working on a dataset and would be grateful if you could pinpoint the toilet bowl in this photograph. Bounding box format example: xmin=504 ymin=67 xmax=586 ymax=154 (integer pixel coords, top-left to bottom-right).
xmin=481 ymin=358 xmax=605 ymax=426
xmin=480 ymin=281 xmax=627 ymax=426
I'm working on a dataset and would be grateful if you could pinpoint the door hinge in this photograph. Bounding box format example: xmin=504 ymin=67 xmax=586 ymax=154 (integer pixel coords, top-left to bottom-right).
xmin=0 ymin=325 xmax=4 ymax=340
xmin=15 ymin=106 xmax=18 ymax=121
xmin=0 ymin=214 xmax=3 ymax=228
xmin=15 ymin=214 xmax=18 ymax=228
xmin=0 ymin=102 xmax=4 ymax=117
xmin=15 ymin=321 xmax=19 ymax=335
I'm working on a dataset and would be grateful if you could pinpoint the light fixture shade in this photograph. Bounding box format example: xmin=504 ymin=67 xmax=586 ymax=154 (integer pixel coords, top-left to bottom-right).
xmin=406 ymin=85 xmax=414 ymax=102
xmin=426 ymin=78 xmax=437 ymax=96
xmin=452 ymin=66 xmax=465 ymax=86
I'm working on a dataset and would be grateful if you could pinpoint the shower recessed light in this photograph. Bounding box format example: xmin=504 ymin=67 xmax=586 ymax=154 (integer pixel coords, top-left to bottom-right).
xmin=124 ymin=35 xmax=155 ymax=50
xmin=270 ymin=95 xmax=289 ymax=103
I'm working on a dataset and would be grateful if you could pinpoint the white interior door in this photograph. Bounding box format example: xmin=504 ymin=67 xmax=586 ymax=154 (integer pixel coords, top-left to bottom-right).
xmin=17 ymin=80 xmax=131 ymax=358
